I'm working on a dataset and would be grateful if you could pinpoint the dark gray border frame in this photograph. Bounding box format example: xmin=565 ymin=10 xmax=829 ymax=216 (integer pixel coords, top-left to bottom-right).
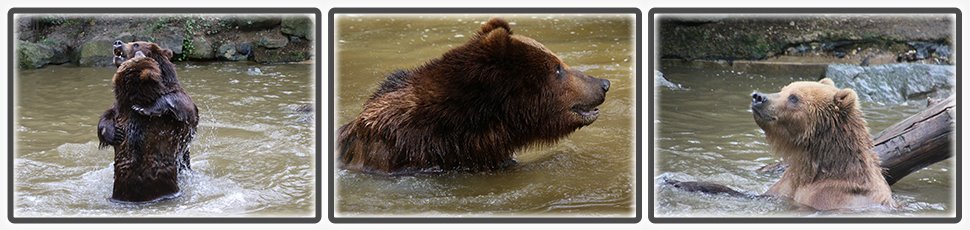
xmin=6 ymin=8 xmax=323 ymax=224
xmin=648 ymin=8 xmax=961 ymax=224
xmin=328 ymin=8 xmax=642 ymax=224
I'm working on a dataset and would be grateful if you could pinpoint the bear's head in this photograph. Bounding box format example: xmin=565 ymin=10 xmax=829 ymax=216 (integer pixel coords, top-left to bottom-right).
xmin=750 ymin=78 xmax=865 ymax=152
xmin=113 ymin=51 xmax=165 ymax=103
xmin=112 ymin=40 xmax=174 ymax=67
xmin=453 ymin=18 xmax=611 ymax=137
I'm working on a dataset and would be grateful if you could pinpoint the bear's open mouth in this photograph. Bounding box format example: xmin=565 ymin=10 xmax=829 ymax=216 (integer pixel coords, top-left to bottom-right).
xmin=572 ymin=104 xmax=600 ymax=124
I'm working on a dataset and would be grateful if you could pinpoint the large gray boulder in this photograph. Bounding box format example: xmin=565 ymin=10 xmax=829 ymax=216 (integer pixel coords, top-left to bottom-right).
xmin=17 ymin=41 xmax=54 ymax=69
xmin=281 ymin=16 xmax=313 ymax=41
xmin=78 ymin=38 xmax=116 ymax=67
xmin=825 ymin=64 xmax=955 ymax=104
xmin=187 ymin=36 xmax=215 ymax=60
xmin=153 ymin=30 xmax=185 ymax=55
xmin=655 ymin=70 xmax=683 ymax=89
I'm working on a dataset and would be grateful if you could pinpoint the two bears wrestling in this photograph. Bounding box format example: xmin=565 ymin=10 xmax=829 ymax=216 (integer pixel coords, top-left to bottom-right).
xmin=98 ymin=41 xmax=199 ymax=203
xmin=338 ymin=18 xmax=611 ymax=174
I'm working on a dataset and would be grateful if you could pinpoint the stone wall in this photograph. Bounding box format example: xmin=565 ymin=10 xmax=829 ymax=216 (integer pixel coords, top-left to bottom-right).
xmin=658 ymin=15 xmax=954 ymax=65
xmin=16 ymin=15 xmax=314 ymax=69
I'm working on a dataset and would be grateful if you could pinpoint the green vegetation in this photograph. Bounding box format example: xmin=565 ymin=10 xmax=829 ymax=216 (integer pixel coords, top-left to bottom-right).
xmin=177 ymin=17 xmax=200 ymax=61
xmin=150 ymin=16 xmax=175 ymax=33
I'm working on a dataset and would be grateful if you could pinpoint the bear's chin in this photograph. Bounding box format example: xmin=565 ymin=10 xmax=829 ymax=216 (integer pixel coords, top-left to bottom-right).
xmin=751 ymin=107 xmax=776 ymax=123
xmin=571 ymin=105 xmax=600 ymax=125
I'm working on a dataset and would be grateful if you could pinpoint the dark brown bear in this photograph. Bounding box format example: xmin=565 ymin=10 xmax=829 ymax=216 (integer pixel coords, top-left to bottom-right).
xmin=338 ymin=18 xmax=611 ymax=175
xmin=97 ymin=41 xmax=199 ymax=203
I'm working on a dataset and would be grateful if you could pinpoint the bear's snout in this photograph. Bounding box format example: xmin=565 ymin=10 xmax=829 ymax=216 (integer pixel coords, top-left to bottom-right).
xmin=751 ymin=92 xmax=768 ymax=105
xmin=750 ymin=92 xmax=777 ymax=123
xmin=600 ymin=79 xmax=611 ymax=92
xmin=113 ymin=40 xmax=125 ymax=56
xmin=113 ymin=40 xmax=126 ymax=67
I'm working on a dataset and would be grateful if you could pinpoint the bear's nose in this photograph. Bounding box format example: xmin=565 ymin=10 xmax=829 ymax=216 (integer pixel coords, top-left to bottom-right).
xmin=752 ymin=92 xmax=768 ymax=105
xmin=600 ymin=79 xmax=611 ymax=92
xmin=113 ymin=40 xmax=124 ymax=56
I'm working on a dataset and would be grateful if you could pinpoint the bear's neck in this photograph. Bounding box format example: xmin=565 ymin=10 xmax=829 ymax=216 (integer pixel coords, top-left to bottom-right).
xmin=777 ymin=111 xmax=883 ymax=186
xmin=338 ymin=63 xmax=541 ymax=173
xmin=115 ymin=80 xmax=166 ymax=108
xmin=152 ymin=55 xmax=182 ymax=89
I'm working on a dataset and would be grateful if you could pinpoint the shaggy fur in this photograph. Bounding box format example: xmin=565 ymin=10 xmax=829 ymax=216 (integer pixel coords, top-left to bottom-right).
xmin=338 ymin=18 xmax=611 ymax=175
xmin=751 ymin=78 xmax=894 ymax=210
xmin=97 ymin=41 xmax=199 ymax=202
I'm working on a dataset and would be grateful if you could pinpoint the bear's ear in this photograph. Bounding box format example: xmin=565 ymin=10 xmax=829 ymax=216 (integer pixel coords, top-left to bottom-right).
xmin=479 ymin=18 xmax=512 ymax=36
xmin=162 ymin=48 xmax=174 ymax=60
xmin=478 ymin=18 xmax=512 ymax=50
xmin=480 ymin=24 xmax=511 ymax=52
xmin=819 ymin=78 xmax=835 ymax=86
xmin=834 ymin=88 xmax=857 ymax=109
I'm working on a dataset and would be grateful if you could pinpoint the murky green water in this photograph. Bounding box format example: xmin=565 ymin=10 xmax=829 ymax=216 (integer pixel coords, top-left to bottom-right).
xmin=654 ymin=61 xmax=955 ymax=217
xmin=14 ymin=62 xmax=315 ymax=217
xmin=334 ymin=15 xmax=636 ymax=216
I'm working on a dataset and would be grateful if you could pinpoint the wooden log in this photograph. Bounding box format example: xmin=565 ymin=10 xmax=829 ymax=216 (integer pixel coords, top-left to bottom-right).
xmin=872 ymin=95 xmax=955 ymax=185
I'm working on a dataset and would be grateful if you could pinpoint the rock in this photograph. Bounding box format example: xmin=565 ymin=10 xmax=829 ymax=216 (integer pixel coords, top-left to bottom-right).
xmin=237 ymin=42 xmax=253 ymax=56
xmin=258 ymin=33 xmax=288 ymax=49
xmin=217 ymin=42 xmax=249 ymax=61
xmin=825 ymin=64 xmax=955 ymax=104
xmin=247 ymin=67 xmax=262 ymax=76
xmin=217 ymin=43 xmax=235 ymax=60
xmin=226 ymin=16 xmax=281 ymax=31
xmin=17 ymin=41 xmax=55 ymax=69
xmin=902 ymin=41 xmax=952 ymax=64
xmin=655 ymin=71 xmax=682 ymax=89
xmin=79 ymin=38 xmax=117 ymax=67
xmin=115 ymin=33 xmax=136 ymax=43
xmin=187 ymin=36 xmax=214 ymax=60
xmin=253 ymin=37 xmax=310 ymax=63
xmin=281 ymin=16 xmax=313 ymax=41
xmin=153 ymin=30 xmax=185 ymax=55
xmin=40 ymin=32 xmax=74 ymax=65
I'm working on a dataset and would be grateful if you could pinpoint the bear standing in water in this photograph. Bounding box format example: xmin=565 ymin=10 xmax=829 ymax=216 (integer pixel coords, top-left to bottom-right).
xmin=338 ymin=18 xmax=611 ymax=175
xmin=98 ymin=41 xmax=198 ymax=202
xmin=750 ymin=78 xmax=894 ymax=210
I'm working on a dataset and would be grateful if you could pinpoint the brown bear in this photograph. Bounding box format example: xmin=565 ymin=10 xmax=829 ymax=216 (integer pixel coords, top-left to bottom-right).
xmin=97 ymin=41 xmax=199 ymax=202
xmin=338 ymin=18 xmax=611 ymax=175
xmin=750 ymin=78 xmax=894 ymax=210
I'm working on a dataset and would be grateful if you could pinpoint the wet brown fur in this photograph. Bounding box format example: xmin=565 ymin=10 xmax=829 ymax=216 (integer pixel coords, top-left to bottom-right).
xmin=752 ymin=78 xmax=894 ymax=210
xmin=338 ymin=18 xmax=609 ymax=175
xmin=98 ymin=41 xmax=199 ymax=202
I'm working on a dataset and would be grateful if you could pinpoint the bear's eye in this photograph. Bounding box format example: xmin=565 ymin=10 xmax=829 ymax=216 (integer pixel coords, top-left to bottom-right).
xmin=555 ymin=65 xmax=565 ymax=79
xmin=788 ymin=94 xmax=799 ymax=105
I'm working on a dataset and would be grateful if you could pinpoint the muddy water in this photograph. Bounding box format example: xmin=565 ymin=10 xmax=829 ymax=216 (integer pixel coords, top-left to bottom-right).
xmin=334 ymin=15 xmax=636 ymax=216
xmin=14 ymin=62 xmax=315 ymax=217
xmin=655 ymin=61 xmax=955 ymax=217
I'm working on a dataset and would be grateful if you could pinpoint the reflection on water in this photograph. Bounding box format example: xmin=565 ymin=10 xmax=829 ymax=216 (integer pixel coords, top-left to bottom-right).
xmin=655 ymin=61 xmax=954 ymax=217
xmin=14 ymin=62 xmax=315 ymax=217
xmin=334 ymin=15 xmax=636 ymax=216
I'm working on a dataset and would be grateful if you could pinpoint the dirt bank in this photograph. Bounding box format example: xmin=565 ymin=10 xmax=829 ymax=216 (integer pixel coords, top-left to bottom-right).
xmin=658 ymin=15 xmax=954 ymax=66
